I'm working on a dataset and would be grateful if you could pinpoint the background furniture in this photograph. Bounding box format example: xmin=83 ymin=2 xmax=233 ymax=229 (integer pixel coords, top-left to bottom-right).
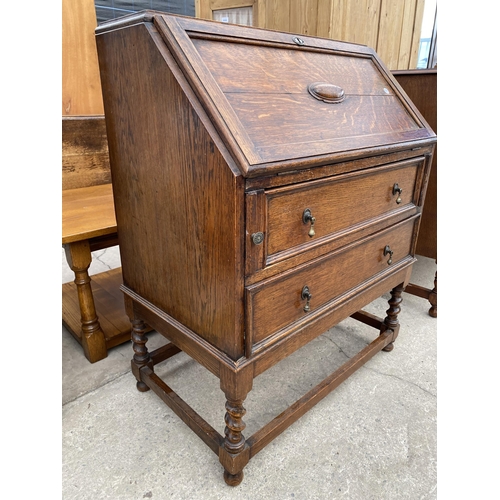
xmin=62 ymin=115 xmax=132 ymax=363
xmin=393 ymin=69 xmax=437 ymax=316
xmin=96 ymin=12 xmax=435 ymax=484
xmin=62 ymin=0 xmax=136 ymax=362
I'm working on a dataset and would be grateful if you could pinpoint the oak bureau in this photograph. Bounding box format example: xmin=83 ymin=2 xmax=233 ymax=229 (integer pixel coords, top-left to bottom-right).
xmin=96 ymin=12 xmax=436 ymax=485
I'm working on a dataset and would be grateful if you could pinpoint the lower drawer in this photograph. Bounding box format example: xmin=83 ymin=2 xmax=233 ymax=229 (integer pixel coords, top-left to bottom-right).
xmin=245 ymin=217 xmax=416 ymax=349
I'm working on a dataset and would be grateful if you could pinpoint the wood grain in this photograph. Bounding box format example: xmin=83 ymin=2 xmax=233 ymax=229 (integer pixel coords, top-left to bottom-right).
xmin=196 ymin=0 xmax=426 ymax=70
xmin=96 ymin=12 xmax=435 ymax=484
xmin=265 ymin=159 xmax=421 ymax=256
xmin=62 ymin=0 xmax=104 ymax=115
xmin=62 ymin=116 xmax=111 ymax=190
xmin=247 ymin=218 xmax=415 ymax=345
xmin=62 ymin=184 xmax=117 ymax=244
xmin=97 ymin=22 xmax=246 ymax=359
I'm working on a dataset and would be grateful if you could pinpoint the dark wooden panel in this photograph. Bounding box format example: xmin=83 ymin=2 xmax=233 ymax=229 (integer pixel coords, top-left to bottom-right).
xmin=393 ymin=69 xmax=437 ymax=259
xmin=97 ymin=23 xmax=246 ymax=359
xmin=153 ymin=14 xmax=435 ymax=175
xmin=95 ymin=12 xmax=436 ymax=485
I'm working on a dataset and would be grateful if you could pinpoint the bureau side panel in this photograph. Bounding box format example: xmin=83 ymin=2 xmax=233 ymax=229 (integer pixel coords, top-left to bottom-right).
xmin=96 ymin=23 xmax=245 ymax=360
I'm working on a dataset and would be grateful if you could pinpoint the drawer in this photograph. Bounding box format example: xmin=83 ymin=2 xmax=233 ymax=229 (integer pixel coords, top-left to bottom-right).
xmin=246 ymin=217 xmax=416 ymax=350
xmin=266 ymin=158 xmax=422 ymax=261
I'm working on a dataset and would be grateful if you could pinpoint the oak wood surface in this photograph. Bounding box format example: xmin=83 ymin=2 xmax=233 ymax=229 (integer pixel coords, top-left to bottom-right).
xmin=62 ymin=115 xmax=111 ymax=190
xmin=97 ymin=22 xmax=245 ymax=360
xmin=197 ymin=0 xmax=425 ymax=70
xmin=62 ymin=0 xmax=104 ymax=115
xmin=62 ymin=184 xmax=117 ymax=244
xmin=247 ymin=217 xmax=415 ymax=345
xmin=153 ymin=14 xmax=434 ymax=176
xmin=96 ymin=12 xmax=436 ymax=484
xmin=265 ymin=158 xmax=421 ymax=257
xmin=62 ymin=267 xmax=130 ymax=347
xmin=62 ymin=113 xmax=126 ymax=362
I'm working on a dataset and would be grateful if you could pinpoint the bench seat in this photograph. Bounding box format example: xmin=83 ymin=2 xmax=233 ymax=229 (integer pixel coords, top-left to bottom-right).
xmin=62 ymin=183 xmax=116 ymax=244
xmin=62 ymin=115 xmax=133 ymax=363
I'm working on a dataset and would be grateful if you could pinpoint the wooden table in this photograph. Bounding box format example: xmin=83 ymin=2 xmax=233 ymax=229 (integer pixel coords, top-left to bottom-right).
xmin=62 ymin=183 xmax=130 ymax=362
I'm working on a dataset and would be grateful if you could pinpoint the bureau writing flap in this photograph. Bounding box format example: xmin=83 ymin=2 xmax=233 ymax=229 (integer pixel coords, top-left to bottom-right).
xmin=96 ymin=10 xmax=435 ymax=177
xmin=153 ymin=14 xmax=434 ymax=177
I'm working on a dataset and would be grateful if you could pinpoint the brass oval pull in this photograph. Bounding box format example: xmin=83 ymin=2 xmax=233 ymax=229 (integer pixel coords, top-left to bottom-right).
xmin=301 ymin=286 xmax=312 ymax=312
xmin=308 ymin=82 xmax=345 ymax=104
xmin=392 ymin=183 xmax=403 ymax=204
xmin=302 ymin=208 xmax=316 ymax=237
xmin=383 ymin=245 xmax=394 ymax=265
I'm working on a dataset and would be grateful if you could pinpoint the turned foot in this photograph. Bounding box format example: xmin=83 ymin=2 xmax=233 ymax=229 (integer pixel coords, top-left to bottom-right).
xmin=136 ymin=381 xmax=150 ymax=392
xmin=131 ymin=317 xmax=152 ymax=391
xmin=381 ymin=284 xmax=404 ymax=350
xmin=219 ymin=396 xmax=249 ymax=486
xmin=382 ymin=342 xmax=394 ymax=352
xmin=428 ymin=270 xmax=437 ymax=318
xmin=223 ymin=470 xmax=244 ymax=486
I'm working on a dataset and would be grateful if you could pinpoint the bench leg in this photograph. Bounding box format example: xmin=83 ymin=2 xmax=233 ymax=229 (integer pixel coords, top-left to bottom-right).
xmin=64 ymin=241 xmax=108 ymax=363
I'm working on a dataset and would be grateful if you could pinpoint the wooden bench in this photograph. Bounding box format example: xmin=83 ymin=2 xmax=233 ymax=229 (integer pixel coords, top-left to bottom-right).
xmin=62 ymin=115 xmax=132 ymax=362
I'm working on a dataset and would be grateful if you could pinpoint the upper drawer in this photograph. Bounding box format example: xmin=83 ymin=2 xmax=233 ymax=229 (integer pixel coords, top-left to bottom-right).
xmin=153 ymin=15 xmax=436 ymax=177
xmin=246 ymin=157 xmax=424 ymax=274
xmin=267 ymin=157 xmax=421 ymax=257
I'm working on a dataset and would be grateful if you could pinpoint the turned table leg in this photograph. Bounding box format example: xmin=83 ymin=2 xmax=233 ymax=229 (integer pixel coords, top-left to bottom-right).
xmin=219 ymin=365 xmax=252 ymax=486
xmin=382 ymin=284 xmax=404 ymax=352
xmin=64 ymin=241 xmax=107 ymax=362
xmin=222 ymin=398 xmax=247 ymax=486
xmin=131 ymin=317 xmax=152 ymax=392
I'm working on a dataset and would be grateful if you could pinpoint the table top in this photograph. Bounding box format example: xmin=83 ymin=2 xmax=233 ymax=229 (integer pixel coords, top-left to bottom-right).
xmin=62 ymin=183 xmax=117 ymax=244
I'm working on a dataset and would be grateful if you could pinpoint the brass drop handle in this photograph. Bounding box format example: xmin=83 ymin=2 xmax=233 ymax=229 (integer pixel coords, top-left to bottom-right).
xmin=383 ymin=245 xmax=394 ymax=265
xmin=392 ymin=183 xmax=403 ymax=204
xmin=302 ymin=208 xmax=316 ymax=237
xmin=301 ymin=286 xmax=312 ymax=312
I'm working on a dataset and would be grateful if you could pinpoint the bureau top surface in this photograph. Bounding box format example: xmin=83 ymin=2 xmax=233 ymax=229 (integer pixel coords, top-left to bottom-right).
xmin=97 ymin=12 xmax=436 ymax=177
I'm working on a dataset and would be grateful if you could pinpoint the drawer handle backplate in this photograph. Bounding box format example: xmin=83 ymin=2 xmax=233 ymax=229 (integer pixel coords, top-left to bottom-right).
xmin=302 ymin=208 xmax=316 ymax=237
xmin=301 ymin=285 xmax=312 ymax=312
xmin=383 ymin=245 xmax=394 ymax=265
